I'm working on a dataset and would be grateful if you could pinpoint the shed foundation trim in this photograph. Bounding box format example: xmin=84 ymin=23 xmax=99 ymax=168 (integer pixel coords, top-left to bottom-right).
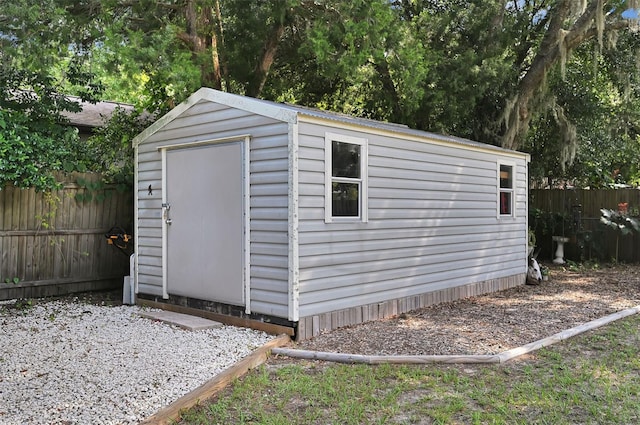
xmin=296 ymin=273 xmax=526 ymax=341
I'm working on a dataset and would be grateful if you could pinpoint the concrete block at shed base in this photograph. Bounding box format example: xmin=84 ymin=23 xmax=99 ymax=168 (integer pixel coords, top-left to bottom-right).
xmin=138 ymin=310 xmax=224 ymax=331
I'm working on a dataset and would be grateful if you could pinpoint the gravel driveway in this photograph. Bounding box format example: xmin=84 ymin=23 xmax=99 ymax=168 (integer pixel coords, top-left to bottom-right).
xmin=0 ymin=297 xmax=274 ymax=425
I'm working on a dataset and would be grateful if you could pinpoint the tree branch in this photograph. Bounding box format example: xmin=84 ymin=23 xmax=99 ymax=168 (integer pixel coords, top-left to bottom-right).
xmin=500 ymin=0 xmax=627 ymax=150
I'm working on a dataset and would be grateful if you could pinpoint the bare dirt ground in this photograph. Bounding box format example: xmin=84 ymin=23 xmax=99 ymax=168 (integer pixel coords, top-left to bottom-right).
xmin=289 ymin=263 xmax=640 ymax=356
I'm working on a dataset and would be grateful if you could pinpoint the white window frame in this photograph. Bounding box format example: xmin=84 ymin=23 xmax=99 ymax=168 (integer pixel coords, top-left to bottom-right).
xmin=325 ymin=132 xmax=368 ymax=223
xmin=497 ymin=160 xmax=516 ymax=219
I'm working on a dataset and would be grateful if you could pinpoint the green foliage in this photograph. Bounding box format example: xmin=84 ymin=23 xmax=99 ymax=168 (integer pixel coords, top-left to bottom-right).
xmin=527 ymin=31 xmax=640 ymax=188
xmin=600 ymin=208 xmax=640 ymax=236
xmin=0 ymin=0 xmax=103 ymax=100
xmin=529 ymin=207 xmax=571 ymax=238
xmin=93 ymin=22 xmax=202 ymax=115
xmin=85 ymin=107 xmax=153 ymax=188
xmin=267 ymin=1 xmax=537 ymax=143
xmin=267 ymin=0 xmax=419 ymax=123
xmin=406 ymin=0 xmax=520 ymax=138
xmin=3 ymin=0 xmax=640 ymax=191
xmin=528 ymin=228 xmax=537 ymax=248
xmin=0 ymin=108 xmax=86 ymax=192
xmin=0 ymin=1 xmax=103 ymax=191
xmin=12 ymin=299 xmax=33 ymax=310
xmin=74 ymin=178 xmax=108 ymax=203
xmin=600 ymin=205 xmax=640 ymax=262
xmin=0 ymin=0 xmax=148 ymax=191
xmin=220 ymin=0 xmax=300 ymax=93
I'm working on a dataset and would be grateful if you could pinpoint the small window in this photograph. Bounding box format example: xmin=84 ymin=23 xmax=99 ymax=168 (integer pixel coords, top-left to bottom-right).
xmin=325 ymin=133 xmax=368 ymax=222
xmin=498 ymin=163 xmax=514 ymax=217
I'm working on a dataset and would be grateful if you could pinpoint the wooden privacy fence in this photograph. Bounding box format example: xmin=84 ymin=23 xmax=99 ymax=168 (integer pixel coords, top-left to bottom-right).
xmin=530 ymin=189 xmax=640 ymax=263
xmin=0 ymin=173 xmax=133 ymax=300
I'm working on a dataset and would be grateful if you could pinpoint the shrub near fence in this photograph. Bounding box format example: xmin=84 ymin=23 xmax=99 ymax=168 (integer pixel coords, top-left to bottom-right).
xmin=0 ymin=173 xmax=133 ymax=300
xmin=530 ymin=189 xmax=640 ymax=263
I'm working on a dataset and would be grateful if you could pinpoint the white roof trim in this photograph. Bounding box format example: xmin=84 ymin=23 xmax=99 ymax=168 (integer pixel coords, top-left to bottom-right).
xmin=198 ymin=89 xmax=299 ymax=123
xmin=297 ymin=114 xmax=530 ymax=161
xmin=133 ymin=87 xmax=529 ymax=162
xmin=132 ymin=88 xmax=297 ymax=147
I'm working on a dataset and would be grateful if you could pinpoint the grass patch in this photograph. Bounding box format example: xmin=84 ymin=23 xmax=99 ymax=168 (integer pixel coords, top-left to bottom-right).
xmin=177 ymin=314 xmax=640 ymax=424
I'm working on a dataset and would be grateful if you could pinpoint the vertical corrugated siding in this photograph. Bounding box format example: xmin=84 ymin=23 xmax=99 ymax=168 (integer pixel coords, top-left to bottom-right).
xmin=296 ymin=121 xmax=528 ymax=317
xmin=135 ymin=100 xmax=290 ymax=316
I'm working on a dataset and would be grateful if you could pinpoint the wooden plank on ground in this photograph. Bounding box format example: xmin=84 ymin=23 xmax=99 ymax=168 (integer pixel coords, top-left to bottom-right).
xmin=140 ymin=334 xmax=290 ymax=425
xmin=271 ymin=348 xmax=500 ymax=364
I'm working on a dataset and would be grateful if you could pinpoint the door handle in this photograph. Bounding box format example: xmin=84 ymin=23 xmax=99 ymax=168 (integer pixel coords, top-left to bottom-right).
xmin=162 ymin=203 xmax=172 ymax=225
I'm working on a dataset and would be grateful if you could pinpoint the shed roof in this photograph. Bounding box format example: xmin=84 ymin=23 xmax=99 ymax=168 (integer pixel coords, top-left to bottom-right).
xmin=133 ymin=88 xmax=528 ymax=159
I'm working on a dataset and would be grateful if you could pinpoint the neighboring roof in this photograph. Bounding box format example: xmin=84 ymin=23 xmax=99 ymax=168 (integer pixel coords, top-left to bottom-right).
xmin=61 ymin=96 xmax=134 ymax=130
xmin=133 ymin=87 xmax=528 ymax=159
xmin=3 ymin=90 xmax=135 ymax=131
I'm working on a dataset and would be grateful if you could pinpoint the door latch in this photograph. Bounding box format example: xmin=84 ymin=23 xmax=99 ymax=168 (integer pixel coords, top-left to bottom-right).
xmin=162 ymin=203 xmax=172 ymax=225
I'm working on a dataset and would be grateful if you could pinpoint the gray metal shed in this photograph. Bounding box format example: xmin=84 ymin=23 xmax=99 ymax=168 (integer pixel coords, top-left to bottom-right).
xmin=132 ymin=88 xmax=530 ymax=340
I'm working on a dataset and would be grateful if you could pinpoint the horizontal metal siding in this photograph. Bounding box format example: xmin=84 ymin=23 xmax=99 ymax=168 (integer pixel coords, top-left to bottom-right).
xmin=296 ymin=121 xmax=528 ymax=317
xmin=248 ymin=130 xmax=290 ymax=317
xmin=135 ymin=100 xmax=290 ymax=316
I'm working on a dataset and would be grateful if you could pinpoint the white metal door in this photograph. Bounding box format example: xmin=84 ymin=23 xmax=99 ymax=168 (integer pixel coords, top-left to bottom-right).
xmin=165 ymin=142 xmax=244 ymax=305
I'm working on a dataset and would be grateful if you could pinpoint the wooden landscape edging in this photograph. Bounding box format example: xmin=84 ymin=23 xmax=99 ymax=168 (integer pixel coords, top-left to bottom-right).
xmin=138 ymin=305 xmax=640 ymax=424
xmin=495 ymin=304 xmax=640 ymax=363
xmin=140 ymin=334 xmax=290 ymax=425
xmin=272 ymin=304 xmax=640 ymax=365
xmin=270 ymin=348 xmax=500 ymax=364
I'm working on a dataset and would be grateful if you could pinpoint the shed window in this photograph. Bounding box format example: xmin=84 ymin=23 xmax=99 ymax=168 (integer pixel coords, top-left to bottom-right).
xmin=498 ymin=163 xmax=514 ymax=217
xmin=325 ymin=133 xmax=368 ymax=222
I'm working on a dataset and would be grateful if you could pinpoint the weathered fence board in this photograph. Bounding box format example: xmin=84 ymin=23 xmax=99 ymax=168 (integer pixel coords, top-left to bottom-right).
xmin=0 ymin=173 xmax=133 ymax=300
xmin=530 ymin=189 xmax=640 ymax=263
xmin=530 ymin=188 xmax=640 ymax=217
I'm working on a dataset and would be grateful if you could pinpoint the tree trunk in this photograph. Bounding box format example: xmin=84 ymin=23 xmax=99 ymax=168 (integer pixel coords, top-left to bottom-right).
xmin=181 ymin=0 xmax=219 ymax=89
xmin=184 ymin=0 xmax=201 ymax=51
xmin=210 ymin=29 xmax=223 ymax=90
xmin=246 ymin=21 xmax=286 ymax=98
xmin=212 ymin=0 xmax=227 ymax=91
